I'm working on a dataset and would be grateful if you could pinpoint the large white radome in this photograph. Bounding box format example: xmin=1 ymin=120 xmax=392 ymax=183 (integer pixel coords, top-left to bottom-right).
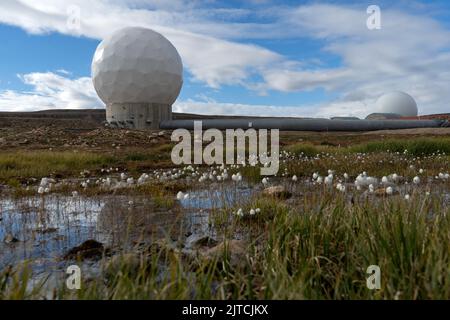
xmin=91 ymin=27 xmax=183 ymax=105
xmin=375 ymin=91 xmax=418 ymax=117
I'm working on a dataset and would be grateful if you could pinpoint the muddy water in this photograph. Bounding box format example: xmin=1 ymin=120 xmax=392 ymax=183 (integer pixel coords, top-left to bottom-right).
xmin=0 ymin=183 xmax=254 ymax=277
xmin=1 ymin=178 xmax=448 ymax=291
xmin=0 ymin=196 xmax=105 ymax=272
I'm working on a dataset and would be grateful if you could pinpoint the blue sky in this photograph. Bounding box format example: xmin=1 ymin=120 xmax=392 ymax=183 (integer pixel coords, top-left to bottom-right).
xmin=0 ymin=0 xmax=449 ymax=117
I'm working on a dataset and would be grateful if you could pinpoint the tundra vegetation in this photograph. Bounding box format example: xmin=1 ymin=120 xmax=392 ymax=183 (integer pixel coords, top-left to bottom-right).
xmin=0 ymin=132 xmax=449 ymax=300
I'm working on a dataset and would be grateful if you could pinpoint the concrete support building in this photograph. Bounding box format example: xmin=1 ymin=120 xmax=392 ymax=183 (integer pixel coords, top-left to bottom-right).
xmin=106 ymin=103 xmax=172 ymax=129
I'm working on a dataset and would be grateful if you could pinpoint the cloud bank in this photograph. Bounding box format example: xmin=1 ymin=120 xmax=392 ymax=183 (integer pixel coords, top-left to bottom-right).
xmin=0 ymin=72 xmax=101 ymax=111
xmin=0 ymin=71 xmax=376 ymax=118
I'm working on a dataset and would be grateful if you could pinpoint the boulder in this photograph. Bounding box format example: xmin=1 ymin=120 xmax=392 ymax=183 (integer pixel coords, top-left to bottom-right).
xmin=200 ymin=240 xmax=247 ymax=268
xmin=263 ymin=185 xmax=292 ymax=199
xmin=186 ymin=235 xmax=218 ymax=249
xmin=3 ymin=234 xmax=19 ymax=244
xmin=64 ymin=239 xmax=107 ymax=260
xmin=104 ymin=253 xmax=142 ymax=278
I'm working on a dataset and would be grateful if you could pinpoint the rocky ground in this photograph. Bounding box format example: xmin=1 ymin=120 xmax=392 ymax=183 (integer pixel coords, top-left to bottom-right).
xmin=1 ymin=110 xmax=450 ymax=152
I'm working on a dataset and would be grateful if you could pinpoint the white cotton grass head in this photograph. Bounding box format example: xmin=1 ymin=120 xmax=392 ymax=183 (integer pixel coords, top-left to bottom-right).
xmin=336 ymin=183 xmax=346 ymax=192
xmin=176 ymin=191 xmax=184 ymax=200
xmin=386 ymin=186 xmax=394 ymax=195
xmin=232 ymin=173 xmax=242 ymax=182
xmin=392 ymin=173 xmax=399 ymax=182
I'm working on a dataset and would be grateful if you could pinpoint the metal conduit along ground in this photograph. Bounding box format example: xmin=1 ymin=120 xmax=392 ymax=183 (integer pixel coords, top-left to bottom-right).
xmin=160 ymin=118 xmax=446 ymax=131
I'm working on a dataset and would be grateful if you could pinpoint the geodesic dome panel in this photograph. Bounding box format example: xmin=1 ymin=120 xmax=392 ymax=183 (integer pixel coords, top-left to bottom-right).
xmin=91 ymin=27 xmax=183 ymax=105
xmin=375 ymin=91 xmax=418 ymax=117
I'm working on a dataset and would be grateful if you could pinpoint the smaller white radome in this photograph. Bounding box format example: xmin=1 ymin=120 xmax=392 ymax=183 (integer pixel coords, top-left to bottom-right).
xmin=375 ymin=91 xmax=418 ymax=117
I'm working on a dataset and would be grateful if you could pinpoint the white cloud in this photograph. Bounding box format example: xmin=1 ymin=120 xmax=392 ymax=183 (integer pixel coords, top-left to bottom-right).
xmin=0 ymin=0 xmax=283 ymax=89
xmin=260 ymin=4 xmax=450 ymax=115
xmin=1 ymin=70 xmax=370 ymax=118
xmin=174 ymin=99 xmax=372 ymax=119
xmin=0 ymin=72 xmax=102 ymax=111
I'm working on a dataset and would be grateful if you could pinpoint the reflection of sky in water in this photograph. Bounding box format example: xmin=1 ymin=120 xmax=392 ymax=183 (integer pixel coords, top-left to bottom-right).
xmin=0 ymin=196 xmax=105 ymax=273
xmin=179 ymin=184 xmax=254 ymax=243
xmin=180 ymin=184 xmax=253 ymax=209
xmin=0 ymin=185 xmax=255 ymax=274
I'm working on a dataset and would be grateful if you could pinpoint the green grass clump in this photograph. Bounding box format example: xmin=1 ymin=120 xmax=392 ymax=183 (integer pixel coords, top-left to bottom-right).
xmin=0 ymin=151 xmax=114 ymax=182
xmin=125 ymin=144 xmax=174 ymax=162
xmin=351 ymin=138 xmax=450 ymax=156
xmin=284 ymin=143 xmax=320 ymax=157
xmin=259 ymin=194 xmax=450 ymax=299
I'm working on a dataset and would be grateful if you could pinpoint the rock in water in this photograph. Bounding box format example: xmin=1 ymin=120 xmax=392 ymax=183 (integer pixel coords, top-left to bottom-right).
xmin=263 ymin=185 xmax=292 ymax=199
xmin=201 ymin=240 xmax=247 ymax=268
xmin=3 ymin=234 xmax=19 ymax=244
xmin=64 ymin=239 xmax=106 ymax=260
xmin=104 ymin=253 xmax=143 ymax=278
xmin=374 ymin=188 xmax=398 ymax=197
xmin=187 ymin=235 xmax=218 ymax=249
